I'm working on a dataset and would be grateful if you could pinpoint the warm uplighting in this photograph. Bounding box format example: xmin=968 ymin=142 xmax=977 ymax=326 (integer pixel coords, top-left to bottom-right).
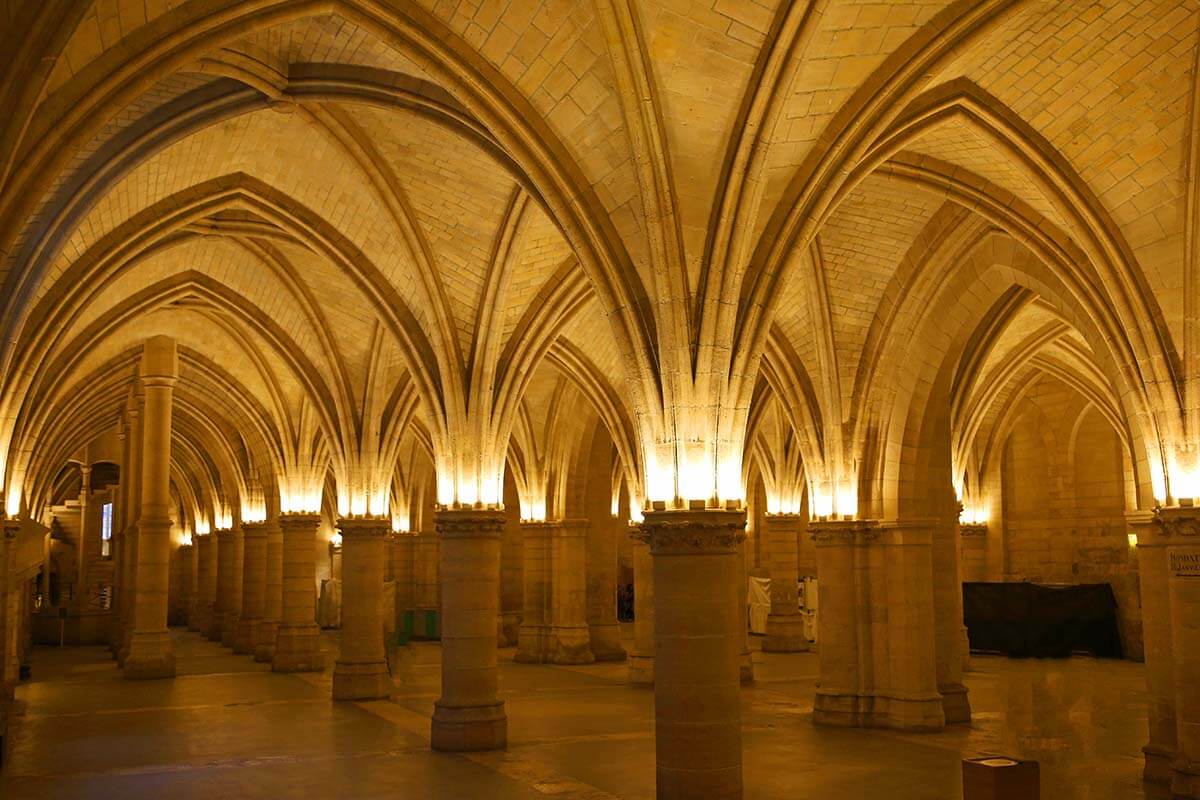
xmin=1127 ymin=532 xmax=1138 ymax=548
xmin=391 ymin=508 xmax=410 ymax=534
xmin=643 ymin=444 xmax=744 ymax=509
xmin=241 ymin=497 xmax=267 ymax=524
xmin=959 ymin=505 xmax=989 ymax=526
xmin=1167 ymin=447 xmax=1200 ymax=505
xmin=193 ymin=516 xmax=211 ymax=536
xmin=214 ymin=507 xmax=233 ymax=530
xmin=519 ymin=496 xmax=547 ymax=523
xmin=810 ymin=490 xmax=834 ymax=520
xmin=834 ymin=480 xmax=858 ymax=519
xmin=5 ymin=484 xmax=21 ymax=517
xmin=435 ymin=462 xmax=503 ymax=510
xmin=330 ymin=530 xmax=343 ymax=548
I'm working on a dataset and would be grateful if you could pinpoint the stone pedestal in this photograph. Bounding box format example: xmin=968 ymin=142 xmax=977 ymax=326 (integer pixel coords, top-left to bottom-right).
xmin=431 ymin=509 xmax=507 ymax=752
xmin=190 ymin=534 xmax=217 ymax=642
xmin=642 ymin=508 xmax=746 ymax=800
xmin=220 ymin=529 xmax=243 ymax=649
xmin=255 ymin=521 xmax=283 ymax=663
xmin=333 ymin=518 xmax=391 ymax=700
xmin=272 ymin=514 xmax=324 ymax=673
xmin=234 ymin=523 xmax=267 ymax=655
xmin=628 ymin=530 xmax=655 ymax=685
xmin=116 ymin=522 xmax=138 ymax=665
xmin=124 ymin=340 xmax=177 ymax=680
xmin=811 ymin=519 xmax=944 ymax=731
xmin=762 ymin=514 xmax=807 ymax=653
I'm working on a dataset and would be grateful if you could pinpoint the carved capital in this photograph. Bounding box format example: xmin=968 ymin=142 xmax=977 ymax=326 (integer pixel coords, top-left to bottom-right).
xmin=1153 ymin=506 xmax=1200 ymax=538
xmin=278 ymin=513 xmax=322 ymax=536
xmin=435 ymin=508 xmax=505 ymax=540
xmin=637 ymin=508 xmax=746 ymax=555
xmin=338 ymin=517 xmax=390 ymax=540
xmin=241 ymin=521 xmax=270 ymax=540
xmin=809 ymin=518 xmax=880 ymax=546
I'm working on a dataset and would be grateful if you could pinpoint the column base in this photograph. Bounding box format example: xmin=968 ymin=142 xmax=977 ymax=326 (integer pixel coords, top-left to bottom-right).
xmin=271 ymin=624 xmax=324 ymax=673
xmin=1144 ymin=744 xmax=1176 ymax=784
xmin=332 ymin=660 xmax=392 ymax=700
xmin=588 ymin=623 xmax=627 ymax=661
xmin=221 ymin=613 xmax=240 ymax=648
xmin=123 ymin=631 xmax=176 ymax=680
xmin=431 ymin=700 xmax=507 ymax=752
xmin=813 ymin=690 xmax=945 ymax=731
xmin=254 ymin=620 xmax=278 ymax=663
xmin=628 ymin=653 xmax=654 ymax=685
xmin=514 ymin=625 xmax=553 ymax=663
xmin=498 ymin=613 xmax=520 ymax=647
xmin=939 ymin=682 xmax=971 ymax=724
xmin=549 ymin=626 xmax=594 ymax=665
xmin=1172 ymin=758 xmax=1200 ymax=798
xmin=206 ymin=615 xmax=223 ymax=642
xmin=657 ymin=764 xmax=743 ymax=800
xmin=763 ymin=614 xmax=809 ymax=653
xmin=233 ymin=616 xmax=259 ymax=655
xmin=740 ymin=649 xmax=755 ymax=684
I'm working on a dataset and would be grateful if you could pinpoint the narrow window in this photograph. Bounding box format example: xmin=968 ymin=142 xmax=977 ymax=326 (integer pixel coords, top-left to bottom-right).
xmin=101 ymin=502 xmax=113 ymax=557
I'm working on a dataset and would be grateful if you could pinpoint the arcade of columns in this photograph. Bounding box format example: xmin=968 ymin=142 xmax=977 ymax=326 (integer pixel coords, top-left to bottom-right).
xmin=1 ymin=2 xmax=1200 ymax=798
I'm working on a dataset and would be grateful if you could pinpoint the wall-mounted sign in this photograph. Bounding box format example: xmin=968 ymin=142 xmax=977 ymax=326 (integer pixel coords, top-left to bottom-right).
xmin=1169 ymin=550 xmax=1200 ymax=578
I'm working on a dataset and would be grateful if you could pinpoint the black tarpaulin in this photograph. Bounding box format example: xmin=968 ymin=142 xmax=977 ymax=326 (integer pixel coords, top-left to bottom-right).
xmin=962 ymin=581 xmax=1123 ymax=659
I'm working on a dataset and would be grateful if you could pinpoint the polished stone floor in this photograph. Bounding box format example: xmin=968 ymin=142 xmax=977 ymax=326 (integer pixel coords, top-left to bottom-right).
xmin=0 ymin=628 xmax=1164 ymax=799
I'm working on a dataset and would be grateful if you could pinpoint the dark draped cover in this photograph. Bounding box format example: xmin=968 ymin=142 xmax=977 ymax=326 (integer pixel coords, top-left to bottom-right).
xmin=962 ymin=582 xmax=1123 ymax=659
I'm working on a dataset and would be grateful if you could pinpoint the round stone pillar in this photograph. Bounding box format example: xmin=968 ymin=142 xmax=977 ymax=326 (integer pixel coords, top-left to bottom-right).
xmin=255 ymin=520 xmax=283 ymax=663
xmin=515 ymin=521 xmax=552 ymax=663
xmin=333 ymin=518 xmax=391 ymax=700
xmin=642 ymin=507 xmax=746 ymax=800
xmin=212 ymin=529 xmax=234 ymax=642
xmin=272 ymin=513 xmax=324 ymax=672
xmin=549 ymin=520 xmax=594 ymax=664
xmin=191 ymin=534 xmax=216 ymax=636
xmin=124 ymin=337 xmax=177 ymax=680
xmin=762 ymin=513 xmax=807 ymax=652
xmin=235 ymin=523 xmax=267 ymax=655
xmin=431 ymin=508 xmax=507 ymax=752
xmin=221 ymin=528 xmax=243 ymax=649
xmin=628 ymin=529 xmax=655 ymax=685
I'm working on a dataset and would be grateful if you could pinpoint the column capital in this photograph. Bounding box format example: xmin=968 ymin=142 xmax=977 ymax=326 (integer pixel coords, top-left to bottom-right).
xmin=278 ymin=513 xmax=322 ymax=534
xmin=638 ymin=508 xmax=746 ymax=555
xmin=338 ymin=517 xmax=390 ymax=539
xmin=809 ymin=517 xmax=880 ymax=546
xmin=435 ymin=507 xmax=505 ymax=539
xmin=763 ymin=512 xmax=803 ymax=531
xmin=1153 ymin=505 xmax=1200 ymax=538
xmin=241 ymin=521 xmax=269 ymax=539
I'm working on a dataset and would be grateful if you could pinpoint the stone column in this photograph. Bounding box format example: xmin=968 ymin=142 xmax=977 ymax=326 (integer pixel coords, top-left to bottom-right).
xmin=221 ymin=528 xmax=243 ymax=648
xmin=1134 ymin=510 xmax=1177 ymax=783
xmin=431 ymin=508 xmax=506 ymax=752
xmin=515 ymin=521 xmax=552 ymax=662
xmin=124 ymin=336 xmax=177 ymax=679
xmin=255 ymin=519 xmax=283 ymax=663
xmin=499 ymin=518 xmax=522 ymax=647
xmin=763 ymin=513 xmax=806 ymax=652
xmin=75 ymin=465 xmax=91 ymax=611
xmin=642 ymin=508 xmax=746 ymax=800
xmin=272 ymin=513 xmax=324 ymax=672
xmin=212 ymin=529 xmax=234 ymax=641
xmin=117 ymin=397 xmax=143 ymax=664
xmin=333 ymin=518 xmax=391 ymax=700
xmin=1156 ymin=507 xmax=1200 ymax=798
xmin=932 ymin=512 xmax=971 ymax=724
xmin=549 ymin=520 xmax=593 ymax=664
xmin=190 ymin=534 xmax=215 ymax=635
xmin=628 ymin=529 xmax=655 ymax=685
xmin=174 ymin=543 xmax=193 ymax=627
xmin=235 ymin=522 xmax=267 ymax=655
xmin=390 ymin=532 xmax=414 ymax=646
xmin=735 ymin=535 xmax=754 ymax=683
xmin=587 ymin=515 xmax=626 ymax=661
xmin=1 ymin=516 xmax=17 ymax=758
xmin=811 ymin=519 xmax=944 ymax=731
